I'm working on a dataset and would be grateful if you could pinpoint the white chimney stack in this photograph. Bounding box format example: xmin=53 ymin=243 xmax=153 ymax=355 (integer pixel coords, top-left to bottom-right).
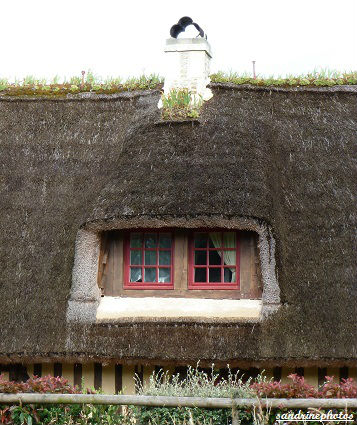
xmin=161 ymin=37 xmax=213 ymax=104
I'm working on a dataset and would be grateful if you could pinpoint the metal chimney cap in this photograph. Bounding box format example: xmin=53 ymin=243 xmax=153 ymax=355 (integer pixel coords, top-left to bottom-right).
xmin=170 ymin=16 xmax=206 ymax=39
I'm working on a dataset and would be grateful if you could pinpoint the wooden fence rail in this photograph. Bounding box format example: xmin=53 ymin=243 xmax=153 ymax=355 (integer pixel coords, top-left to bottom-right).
xmin=0 ymin=393 xmax=356 ymax=409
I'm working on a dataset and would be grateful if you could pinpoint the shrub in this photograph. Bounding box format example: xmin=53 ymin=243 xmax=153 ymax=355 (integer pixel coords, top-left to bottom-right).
xmin=135 ymin=365 xmax=254 ymax=425
xmin=251 ymin=373 xmax=318 ymax=398
xmin=136 ymin=370 xmax=357 ymax=425
xmin=0 ymin=375 xmax=131 ymax=425
xmin=252 ymin=373 xmax=357 ymax=399
xmin=319 ymin=376 xmax=357 ymax=398
xmin=0 ymin=374 xmax=79 ymax=394
xmin=0 ymin=371 xmax=356 ymax=424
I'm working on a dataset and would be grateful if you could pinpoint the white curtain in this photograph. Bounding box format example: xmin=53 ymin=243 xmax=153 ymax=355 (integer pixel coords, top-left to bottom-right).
xmin=130 ymin=268 xmax=142 ymax=282
xmin=209 ymin=232 xmax=236 ymax=282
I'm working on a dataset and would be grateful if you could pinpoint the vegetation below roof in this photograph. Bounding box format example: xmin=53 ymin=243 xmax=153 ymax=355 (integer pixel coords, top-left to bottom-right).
xmin=0 ymin=70 xmax=356 ymax=97
xmin=211 ymin=70 xmax=357 ymax=87
xmin=161 ymin=88 xmax=202 ymax=120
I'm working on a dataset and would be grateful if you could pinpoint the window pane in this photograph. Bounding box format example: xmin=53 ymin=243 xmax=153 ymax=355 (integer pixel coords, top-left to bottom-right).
xmin=224 ymin=267 xmax=235 ymax=283
xmin=194 ymin=233 xmax=207 ymax=248
xmin=144 ymin=268 xmax=156 ymax=282
xmin=159 ymin=234 xmax=172 ymax=248
xmin=130 ymin=233 xmax=142 ymax=248
xmin=130 ymin=250 xmax=142 ymax=265
xmin=159 ymin=268 xmax=171 ymax=283
xmin=145 ymin=251 xmax=157 ymax=265
xmin=223 ymin=232 xmax=236 ymax=248
xmin=223 ymin=250 xmax=236 ymax=266
xmin=194 ymin=268 xmax=206 ymax=282
xmin=130 ymin=267 xmax=142 ymax=282
xmin=209 ymin=232 xmax=222 ymax=248
xmin=159 ymin=251 xmax=171 ymax=265
xmin=209 ymin=250 xmax=221 ymax=265
xmin=144 ymin=233 xmax=157 ymax=248
xmin=209 ymin=268 xmax=221 ymax=282
xmin=195 ymin=251 xmax=206 ymax=265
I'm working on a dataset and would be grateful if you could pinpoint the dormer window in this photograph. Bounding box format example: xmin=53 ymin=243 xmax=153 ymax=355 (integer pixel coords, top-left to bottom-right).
xmin=97 ymin=228 xmax=262 ymax=299
xmin=68 ymin=220 xmax=280 ymax=323
xmin=124 ymin=231 xmax=174 ymax=290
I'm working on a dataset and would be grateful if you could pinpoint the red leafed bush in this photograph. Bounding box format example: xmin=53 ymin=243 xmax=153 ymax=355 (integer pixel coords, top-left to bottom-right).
xmin=251 ymin=374 xmax=318 ymax=398
xmin=0 ymin=374 xmax=80 ymax=394
xmin=319 ymin=376 xmax=357 ymax=398
xmin=251 ymin=373 xmax=357 ymax=399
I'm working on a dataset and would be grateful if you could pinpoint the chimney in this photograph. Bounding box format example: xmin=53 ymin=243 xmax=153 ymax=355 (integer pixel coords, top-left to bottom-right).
xmin=160 ymin=17 xmax=213 ymax=106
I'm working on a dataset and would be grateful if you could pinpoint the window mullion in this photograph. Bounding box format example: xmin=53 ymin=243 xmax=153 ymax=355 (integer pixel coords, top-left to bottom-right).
xmin=206 ymin=245 xmax=209 ymax=284
xmin=156 ymin=244 xmax=159 ymax=283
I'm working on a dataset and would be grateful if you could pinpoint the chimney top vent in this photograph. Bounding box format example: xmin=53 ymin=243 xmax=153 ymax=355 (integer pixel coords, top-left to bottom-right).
xmin=170 ymin=16 xmax=206 ymax=39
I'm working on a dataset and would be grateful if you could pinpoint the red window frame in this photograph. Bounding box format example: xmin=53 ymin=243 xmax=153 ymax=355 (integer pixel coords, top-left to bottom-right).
xmin=123 ymin=230 xmax=174 ymax=290
xmin=188 ymin=230 xmax=240 ymax=290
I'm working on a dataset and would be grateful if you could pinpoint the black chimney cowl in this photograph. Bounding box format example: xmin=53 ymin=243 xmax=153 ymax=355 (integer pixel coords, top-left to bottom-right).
xmin=170 ymin=17 xmax=206 ymax=39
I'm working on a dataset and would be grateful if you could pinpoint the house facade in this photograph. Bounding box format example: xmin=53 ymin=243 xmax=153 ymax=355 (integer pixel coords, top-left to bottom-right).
xmin=0 ymin=62 xmax=356 ymax=393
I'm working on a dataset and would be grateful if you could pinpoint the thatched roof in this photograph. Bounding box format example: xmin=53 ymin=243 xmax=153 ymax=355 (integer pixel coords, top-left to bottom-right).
xmin=0 ymin=84 xmax=356 ymax=367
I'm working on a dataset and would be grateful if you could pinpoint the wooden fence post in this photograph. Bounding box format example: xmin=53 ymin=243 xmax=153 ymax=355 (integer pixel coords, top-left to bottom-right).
xmin=232 ymin=403 xmax=240 ymax=425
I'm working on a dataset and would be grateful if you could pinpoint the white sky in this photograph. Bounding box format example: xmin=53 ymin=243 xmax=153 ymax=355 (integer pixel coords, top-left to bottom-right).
xmin=0 ymin=0 xmax=356 ymax=81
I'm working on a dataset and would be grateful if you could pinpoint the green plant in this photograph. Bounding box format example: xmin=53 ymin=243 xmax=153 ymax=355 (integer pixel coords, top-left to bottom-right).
xmin=69 ymin=76 xmax=81 ymax=86
xmin=22 ymin=75 xmax=37 ymax=85
xmin=135 ymin=364 xmax=255 ymax=424
xmin=51 ymin=75 xmax=60 ymax=85
xmin=0 ymin=73 xmax=163 ymax=97
xmin=161 ymin=88 xmax=203 ymax=120
xmin=86 ymin=70 xmax=100 ymax=85
xmin=0 ymin=78 xmax=9 ymax=91
xmin=210 ymin=70 xmax=357 ymax=87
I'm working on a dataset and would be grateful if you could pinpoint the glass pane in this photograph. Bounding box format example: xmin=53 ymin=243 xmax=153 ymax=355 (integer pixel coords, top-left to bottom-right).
xmin=159 ymin=268 xmax=171 ymax=283
xmin=130 ymin=267 xmax=142 ymax=282
xmin=194 ymin=233 xmax=207 ymax=248
xmin=224 ymin=267 xmax=235 ymax=283
xmin=209 ymin=250 xmax=222 ymax=265
xmin=223 ymin=232 xmax=236 ymax=248
xmin=223 ymin=250 xmax=236 ymax=266
xmin=209 ymin=232 xmax=222 ymax=248
xmin=144 ymin=233 xmax=157 ymax=248
xmin=145 ymin=251 xmax=157 ymax=265
xmin=144 ymin=268 xmax=156 ymax=282
xmin=195 ymin=251 xmax=207 ymax=265
xmin=130 ymin=250 xmax=142 ymax=265
xmin=194 ymin=268 xmax=206 ymax=282
xmin=130 ymin=233 xmax=142 ymax=248
xmin=159 ymin=251 xmax=171 ymax=265
xmin=209 ymin=268 xmax=221 ymax=282
xmin=159 ymin=234 xmax=172 ymax=248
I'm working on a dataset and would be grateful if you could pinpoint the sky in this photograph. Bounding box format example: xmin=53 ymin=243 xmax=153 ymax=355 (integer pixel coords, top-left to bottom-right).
xmin=0 ymin=0 xmax=356 ymax=81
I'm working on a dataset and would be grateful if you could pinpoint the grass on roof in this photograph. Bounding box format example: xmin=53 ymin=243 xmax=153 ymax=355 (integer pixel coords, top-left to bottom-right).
xmin=211 ymin=69 xmax=357 ymax=87
xmin=0 ymin=72 xmax=163 ymax=97
xmin=0 ymin=69 xmax=356 ymax=97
